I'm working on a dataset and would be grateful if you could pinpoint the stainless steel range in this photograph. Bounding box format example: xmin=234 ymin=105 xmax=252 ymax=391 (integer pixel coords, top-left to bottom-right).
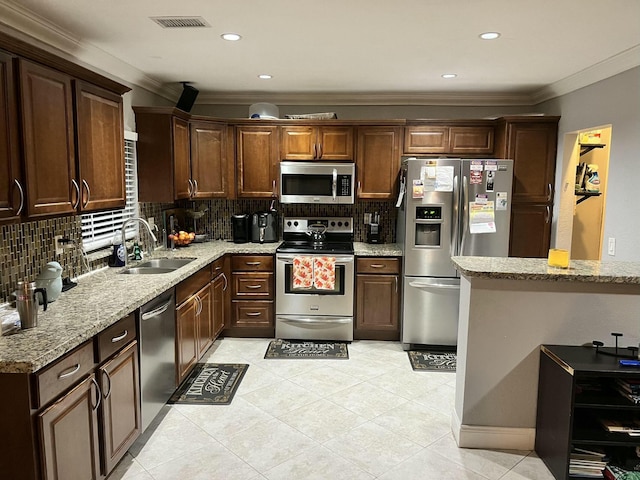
xmin=276 ymin=217 xmax=354 ymax=341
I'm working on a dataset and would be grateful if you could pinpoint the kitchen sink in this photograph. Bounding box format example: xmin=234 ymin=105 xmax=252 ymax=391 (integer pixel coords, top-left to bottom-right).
xmin=120 ymin=258 xmax=196 ymax=275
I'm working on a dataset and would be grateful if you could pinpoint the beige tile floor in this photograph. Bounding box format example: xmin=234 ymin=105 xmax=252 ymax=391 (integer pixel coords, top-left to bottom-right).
xmin=108 ymin=338 xmax=555 ymax=480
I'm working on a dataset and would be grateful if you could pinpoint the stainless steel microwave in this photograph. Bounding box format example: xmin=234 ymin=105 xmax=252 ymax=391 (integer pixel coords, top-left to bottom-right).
xmin=279 ymin=161 xmax=355 ymax=204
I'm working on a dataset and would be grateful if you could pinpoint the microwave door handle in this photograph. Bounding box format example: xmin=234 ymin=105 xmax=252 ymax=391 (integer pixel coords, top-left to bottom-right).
xmin=332 ymin=168 xmax=337 ymax=201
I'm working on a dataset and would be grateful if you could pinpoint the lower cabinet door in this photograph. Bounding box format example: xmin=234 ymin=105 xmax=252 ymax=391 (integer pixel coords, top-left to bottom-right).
xmin=176 ymin=298 xmax=198 ymax=383
xmin=356 ymin=274 xmax=399 ymax=333
xmin=509 ymin=203 xmax=552 ymax=258
xmin=196 ymin=285 xmax=214 ymax=359
xmin=99 ymin=341 xmax=141 ymax=475
xmin=39 ymin=374 xmax=101 ymax=480
xmin=212 ymin=273 xmax=226 ymax=337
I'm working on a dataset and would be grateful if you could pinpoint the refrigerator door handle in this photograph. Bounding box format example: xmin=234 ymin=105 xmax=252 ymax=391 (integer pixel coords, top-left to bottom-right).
xmin=452 ymin=174 xmax=459 ymax=257
xmin=460 ymin=175 xmax=469 ymax=255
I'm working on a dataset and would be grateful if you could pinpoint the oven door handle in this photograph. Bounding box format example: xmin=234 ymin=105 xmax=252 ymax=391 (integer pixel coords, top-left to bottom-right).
xmin=277 ymin=316 xmax=352 ymax=325
xmin=332 ymin=168 xmax=337 ymax=201
xmin=277 ymin=255 xmax=354 ymax=264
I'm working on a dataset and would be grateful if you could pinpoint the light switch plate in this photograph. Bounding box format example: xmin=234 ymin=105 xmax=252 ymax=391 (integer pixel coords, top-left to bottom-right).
xmin=54 ymin=235 xmax=63 ymax=255
xmin=608 ymin=237 xmax=616 ymax=256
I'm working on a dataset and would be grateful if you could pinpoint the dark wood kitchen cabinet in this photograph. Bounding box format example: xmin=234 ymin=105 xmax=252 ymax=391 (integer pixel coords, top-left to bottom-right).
xmin=235 ymin=125 xmax=280 ymax=198
xmin=280 ymin=125 xmax=354 ymax=160
xmin=18 ymin=58 xmax=77 ymax=218
xmin=0 ymin=50 xmax=22 ymax=223
xmin=228 ymin=255 xmax=274 ymax=337
xmin=74 ymin=80 xmax=126 ymax=211
xmin=355 ymin=257 xmax=401 ymax=340
xmin=190 ymin=119 xmax=233 ymax=198
xmin=495 ymin=116 xmax=559 ymax=257
xmin=356 ymin=125 xmax=402 ymax=200
xmin=403 ymin=122 xmax=494 ymax=155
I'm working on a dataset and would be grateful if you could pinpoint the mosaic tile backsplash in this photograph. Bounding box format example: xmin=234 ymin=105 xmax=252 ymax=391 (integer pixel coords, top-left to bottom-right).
xmin=0 ymin=199 xmax=397 ymax=304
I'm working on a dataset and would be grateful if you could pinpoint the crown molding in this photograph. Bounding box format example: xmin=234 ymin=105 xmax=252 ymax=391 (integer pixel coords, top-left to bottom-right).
xmin=197 ymin=91 xmax=537 ymax=106
xmin=531 ymin=44 xmax=640 ymax=104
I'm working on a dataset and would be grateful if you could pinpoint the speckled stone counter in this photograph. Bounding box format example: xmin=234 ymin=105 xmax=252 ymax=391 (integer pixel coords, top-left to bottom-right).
xmin=451 ymin=256 xmax=640 ymax=451
xmin=353 ymin=242 xmax=402 ymax=256
xmin=0 ymin=241 xmax=403 ymax=373
xmin=452 ymin=256 xmax=640 ymax=284
xmin=0 ymin=240 xmax=279 ymax=374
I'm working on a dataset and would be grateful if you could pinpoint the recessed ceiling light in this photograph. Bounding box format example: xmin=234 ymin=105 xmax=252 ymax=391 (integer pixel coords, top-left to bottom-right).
xmin=221 ymin=33 xmax=241 ymax=41
xmin=258 ymin=74 xmax=272 ymax=79
xmin=479 ymin=32 xmax=501 ymax=40
xmin=441 ymin=74 xmax=457 ymax=79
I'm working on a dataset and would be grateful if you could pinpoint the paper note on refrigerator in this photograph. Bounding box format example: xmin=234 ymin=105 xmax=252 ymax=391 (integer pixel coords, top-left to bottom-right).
xmin=469 ymin=201 xmax=496 ymax=234
xmin=434 ymin=166 xmax=454 ymax=192
xmin=496 ymin=192 xmax=508 ymax=211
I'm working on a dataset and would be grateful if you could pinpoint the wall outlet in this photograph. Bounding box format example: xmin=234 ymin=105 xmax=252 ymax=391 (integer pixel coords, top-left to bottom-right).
xmin=608 ymin=237 xmax=616 ymax=256
xmin=54 ymin=235 xmax=64 ymax=255
xmin=364 ymin=213 xmax=372 ymax=224
xmin=148 ymin=217 xmax=155 ymax=229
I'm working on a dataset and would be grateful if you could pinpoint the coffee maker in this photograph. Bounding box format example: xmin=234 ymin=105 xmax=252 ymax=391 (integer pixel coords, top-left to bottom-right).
xmin=251 ymin=212 xmax=278 ymax=243
xmin=367 ymin=212 xmax=381 ymax=244
xmin=231 ymin=214 xmax=251 ymax=243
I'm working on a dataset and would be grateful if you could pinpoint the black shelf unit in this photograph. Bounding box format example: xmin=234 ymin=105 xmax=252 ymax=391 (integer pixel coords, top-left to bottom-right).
xmin=575 ymin=191 xmax=602 ymax=205
xmin=536 ymin=345 xmax=640 ymax=480
xmin=579 ymin=143 xmax=606 ymax=156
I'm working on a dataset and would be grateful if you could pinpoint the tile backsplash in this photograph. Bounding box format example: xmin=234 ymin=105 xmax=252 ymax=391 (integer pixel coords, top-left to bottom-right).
xmin=1 ymin=199 xmax=398 ymax=303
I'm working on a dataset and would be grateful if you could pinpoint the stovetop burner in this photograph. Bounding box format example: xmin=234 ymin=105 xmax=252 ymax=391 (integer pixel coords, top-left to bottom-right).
xmin=277 ymin=216 xmax=354 ymax=255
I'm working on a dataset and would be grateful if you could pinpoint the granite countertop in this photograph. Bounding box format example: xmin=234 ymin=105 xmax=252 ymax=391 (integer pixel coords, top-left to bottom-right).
xmin=353 ymin=242 xmax=403 ymax=256
xmin=452 ymin=256 xmax=640 ymax=284
xmin=0 ymin=241 xmax=401 ymax=374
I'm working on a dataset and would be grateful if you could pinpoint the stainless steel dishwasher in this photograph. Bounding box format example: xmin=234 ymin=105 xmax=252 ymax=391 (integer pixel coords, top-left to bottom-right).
xmin=138 ymin=290 xmax=176 ymax=432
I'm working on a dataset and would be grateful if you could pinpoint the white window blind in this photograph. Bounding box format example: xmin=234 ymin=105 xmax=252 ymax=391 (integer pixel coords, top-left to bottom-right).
xmin=81 ymin=133 xmax=139 ymax=252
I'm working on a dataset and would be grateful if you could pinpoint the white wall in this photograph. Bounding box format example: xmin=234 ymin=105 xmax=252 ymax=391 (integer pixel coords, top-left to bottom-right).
xmin=539 ymin=67 xmax=640 ymax=262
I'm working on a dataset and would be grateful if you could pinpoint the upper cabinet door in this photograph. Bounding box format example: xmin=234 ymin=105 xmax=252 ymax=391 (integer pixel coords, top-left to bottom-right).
xmin=281 ymin=125 xmax=354 ymax=160
xmin=172 ymin=117 xmax=191 ymax=200
xmin=281 ymin=126 xmax=316 ymax=160
xmin=0 ymin=51 xmax=22 ymax=223
xmin=190 ymin=121 xmax=228 ymax=198
xmin=449 ymin=126 xmax=494 ymax=154
xmin=317 ymin=126 xmax=353 ymax=160
xmin=236 ymin=126 xmax=279 ymax=198
xmin=74 ymin=81 xmax=125 ymax=212
xmin=403 ymin=126 xmax=449 ymax=154
xmin=356 ymin=126 xmax=401 ymax=200
xmin=18 ymin=59 xmax=77 ymax=217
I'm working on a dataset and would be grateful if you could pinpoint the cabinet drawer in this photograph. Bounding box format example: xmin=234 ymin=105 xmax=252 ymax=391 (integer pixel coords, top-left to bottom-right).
xmin=232 ymin=255 xmax=273 ymax=272
xmin=211 ymin=256 xmax=225 ymax=278
xmin=232 ymin=301 xmax=273 ymax=327
xmin=33 ymin=340 xmax=95 ymax=409
xmin=357 ymin=257 xmax=401 ymax=274
xmin=232 ymin=272 xmax=273 ymax=298
xmin=176 ymin=267 xmax=210 ymax=305
xmin=96 ymin=313 xmax=136 ymax=363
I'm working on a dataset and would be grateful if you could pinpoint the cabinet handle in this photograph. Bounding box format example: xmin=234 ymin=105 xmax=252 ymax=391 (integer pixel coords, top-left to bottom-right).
xmin=272 ymin=179 xmax=277 ymax=196
xmin=545 ymin=206 xmax=551 ymax=224
xmin=369 ymin=264 xmax=386 ymax=268
xmin=193 ymin=178 xmax=198 ymax=196
xmin=195 ymin=295 xmax=202 ymax=315
xmin=318 ymin=143 xmax=323 ymax=159
xmin=71 ymin=179 xmax=80 ymax=209
xmin=82 ymin=179 xmax=90 ymax=208
xmin=13 ymin=179 xmax=24 ymax=215
xmin=245 ymin=284 xmax=262 ymax=289
xmin=58 ymin=363 xmax=81 ymax=379
xmin=395 ymin=276 xmax=398 ymax=293
xmin=187 ymin=179 xmax=194 ymax=197
xmin=214 ymin=265 xmax=222 ymax=271
xmin=246 ymin=312 xmax=262 ymax=317
xmin=547 ymin=183 xmax=553 ymax=202
xmin=222 ymin=273 xmax=228 ymax=291
xmin=111 ymin=330 xmax=128 ymax=343
xmin=313 ymin=143 xmax=317 ymax=159
xmin=102 ymin=369 xmax=112 ymax=398
xmin=245 ymin=261 xmax=261 ymax=266
xmin=357 ymin=181 xmax=361 ymax=195
xmin=90 ymin=376 xmax=101 ymax=412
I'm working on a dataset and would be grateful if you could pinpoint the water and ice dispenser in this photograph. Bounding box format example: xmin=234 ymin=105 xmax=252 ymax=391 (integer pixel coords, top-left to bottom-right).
xmin=414 ymin=206 xmax=442 ymax=247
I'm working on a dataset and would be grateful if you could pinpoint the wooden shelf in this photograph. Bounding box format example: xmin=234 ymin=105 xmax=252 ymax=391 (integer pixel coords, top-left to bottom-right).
xmin=579 ymin=143 xmax=606 ymax=156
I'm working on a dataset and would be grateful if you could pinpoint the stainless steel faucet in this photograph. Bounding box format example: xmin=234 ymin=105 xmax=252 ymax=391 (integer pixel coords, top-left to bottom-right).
xmin=120 ymin=218 xmax=158 ymax=267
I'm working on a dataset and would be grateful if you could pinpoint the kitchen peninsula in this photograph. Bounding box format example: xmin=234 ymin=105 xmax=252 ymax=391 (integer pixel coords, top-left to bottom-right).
xmin=450 ymin=256 xmax=640 ymax=451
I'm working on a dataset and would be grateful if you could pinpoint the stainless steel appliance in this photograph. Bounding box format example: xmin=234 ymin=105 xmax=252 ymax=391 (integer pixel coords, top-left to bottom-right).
xmin=397 ymin=157 xmax=513 ymax=348
xmin=279 ymin=161 xmax=355 ymax=204
xmin=138 ymin=290 xmax=176 ymax=432
xmin=251 ymin=211 xmax=278 ymax=243
xmin=232 ymin=214 xmax=251 ymax=243
xmin=14 ymin=281 xmax=47 ymax=329
xmin=276 ymin=217 xmax=354 ymax=341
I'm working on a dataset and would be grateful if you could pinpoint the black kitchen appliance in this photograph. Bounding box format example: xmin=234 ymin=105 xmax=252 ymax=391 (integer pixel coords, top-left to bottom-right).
xmin=251 ymin=211 xmax=278 ymax=243
xmin=367 ymin=212 xmax=381 ymax=244
xmin=232 ymin=214 xmax=251 ymax=243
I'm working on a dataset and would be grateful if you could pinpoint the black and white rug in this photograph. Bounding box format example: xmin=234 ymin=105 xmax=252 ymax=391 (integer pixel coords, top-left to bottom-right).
xmin=408 ymin=351 xmax=456 ymax=372
xmin=265 ymin=339 xmax=349 ymax=359
xmin=168 ymin=363 xmax=248 ymax=405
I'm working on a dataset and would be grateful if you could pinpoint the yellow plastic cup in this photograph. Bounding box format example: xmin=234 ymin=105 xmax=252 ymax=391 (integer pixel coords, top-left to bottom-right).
xmin=548 ymin=249 xmax=570 ymax=268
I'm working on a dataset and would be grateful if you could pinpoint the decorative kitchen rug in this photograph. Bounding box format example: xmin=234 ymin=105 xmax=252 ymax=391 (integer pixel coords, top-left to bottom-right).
xmin=408 ymin=351 xmax=456 ymax=372
xmin=265 ymin=339 xmax=349 ymax=359
xmin=168 ymin=363 xmax=248 ymax=405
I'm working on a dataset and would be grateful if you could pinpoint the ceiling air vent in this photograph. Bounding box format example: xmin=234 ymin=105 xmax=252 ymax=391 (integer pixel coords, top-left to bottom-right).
xmin=150 ymin=16 xmax=210 ymax=28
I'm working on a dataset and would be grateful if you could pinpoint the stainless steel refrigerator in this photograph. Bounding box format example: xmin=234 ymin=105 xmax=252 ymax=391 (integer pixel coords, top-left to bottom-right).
xmin=396 ymin=157 xmax=513 ymax=349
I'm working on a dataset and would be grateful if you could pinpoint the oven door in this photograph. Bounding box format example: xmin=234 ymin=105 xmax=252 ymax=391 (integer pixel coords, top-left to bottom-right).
xmin=279 ymin=162 xmax=355 ymax=204
xmin=275 ymin=254 xmax=354 ymax=316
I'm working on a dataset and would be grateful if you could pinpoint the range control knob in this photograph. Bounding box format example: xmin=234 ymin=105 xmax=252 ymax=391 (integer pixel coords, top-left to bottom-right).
xmin=345 ymin=221 xmax=349 ymax=227
xmin=331 ymin=221 xmax=336 ymax=227
xmin=293 ymin=221 xmax=299 ymax=227
xmin=286 ymin=221 xmax=292 ymax=227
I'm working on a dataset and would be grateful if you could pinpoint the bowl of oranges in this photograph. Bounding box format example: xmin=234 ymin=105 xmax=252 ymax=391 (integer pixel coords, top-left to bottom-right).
xmin=169 ymin=231 xmax=195 ymax=247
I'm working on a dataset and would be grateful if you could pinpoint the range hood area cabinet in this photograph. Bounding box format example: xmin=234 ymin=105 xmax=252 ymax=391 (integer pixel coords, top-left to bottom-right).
xmin=403 ymin=121 xmax=495 ymax=155
xmin=280 ymin=125 xmax=354 ymax=160
xmin=134 ymin=107 xmax=234 ymax=202
xmin=0 ymin=37 xmax=129 ymax=223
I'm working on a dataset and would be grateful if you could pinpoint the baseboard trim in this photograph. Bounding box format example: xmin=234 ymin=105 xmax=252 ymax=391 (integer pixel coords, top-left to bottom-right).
xmin=451 ymin=409 xmax=536 ymax=450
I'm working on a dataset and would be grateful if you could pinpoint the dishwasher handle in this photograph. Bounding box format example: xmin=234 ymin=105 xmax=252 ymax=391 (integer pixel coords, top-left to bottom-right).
xmin=141 ymin=299 xmax=173 ymax=320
